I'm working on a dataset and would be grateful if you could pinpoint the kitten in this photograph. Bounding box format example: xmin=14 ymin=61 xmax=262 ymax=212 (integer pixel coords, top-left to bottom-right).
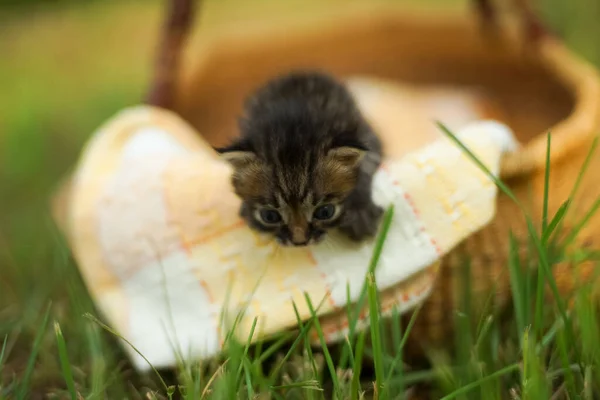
xmin=216 ymin=71 xmax=383 ymax=246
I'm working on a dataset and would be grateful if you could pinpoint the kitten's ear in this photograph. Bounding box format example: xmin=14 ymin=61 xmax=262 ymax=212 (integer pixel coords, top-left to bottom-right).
xmin=215 ymin=140 xmax=258 ymax=169
xmin=218 ymin=150 xmax=259 ymax=169
xmin=327 ymin=146 xmax=366 ymax=169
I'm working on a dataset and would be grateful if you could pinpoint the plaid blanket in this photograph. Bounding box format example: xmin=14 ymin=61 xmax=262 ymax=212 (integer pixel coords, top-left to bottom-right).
xmin=56 ymin=96 xmax=516 ymax=370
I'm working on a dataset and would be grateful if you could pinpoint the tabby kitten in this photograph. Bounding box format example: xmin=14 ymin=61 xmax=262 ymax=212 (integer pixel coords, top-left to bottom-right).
xmin=216 ymin=71 xmax=383 ymax=246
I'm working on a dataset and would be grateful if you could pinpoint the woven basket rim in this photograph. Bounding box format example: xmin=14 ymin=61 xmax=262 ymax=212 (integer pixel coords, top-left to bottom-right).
xmin=175 ymin=4 xmax=600 ymax=181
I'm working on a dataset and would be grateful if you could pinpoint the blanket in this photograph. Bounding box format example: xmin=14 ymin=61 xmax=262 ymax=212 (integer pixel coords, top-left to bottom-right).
xmin=55 ymin=81 xmax=517 ymax=371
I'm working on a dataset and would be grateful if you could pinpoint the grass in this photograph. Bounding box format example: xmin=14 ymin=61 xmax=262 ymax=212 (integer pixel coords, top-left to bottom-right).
xmin=1 ymin=0 xmax=600 ymax=398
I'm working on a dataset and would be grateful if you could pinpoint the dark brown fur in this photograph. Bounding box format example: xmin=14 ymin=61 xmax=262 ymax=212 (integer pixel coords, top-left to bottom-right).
xmin=216 ymin=71 xmax=383 ymax=246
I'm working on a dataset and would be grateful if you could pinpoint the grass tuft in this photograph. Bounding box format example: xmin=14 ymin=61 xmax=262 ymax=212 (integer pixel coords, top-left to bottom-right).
xmin=17 ymin=302 xmax=52 ymax=400
xmin=54 ymin=321 xmax=77 ymax=400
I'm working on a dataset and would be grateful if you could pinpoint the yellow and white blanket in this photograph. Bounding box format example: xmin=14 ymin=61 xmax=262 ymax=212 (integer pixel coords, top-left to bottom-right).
xmin=56 ymin=82 xmax=517 ymax=371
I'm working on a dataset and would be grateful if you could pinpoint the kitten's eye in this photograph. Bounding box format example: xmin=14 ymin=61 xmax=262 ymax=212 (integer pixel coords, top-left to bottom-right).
xmin=259 ymin=209 xmax=282 ymax=225
xmin=313 ymin=204 xmax=336 ymax=221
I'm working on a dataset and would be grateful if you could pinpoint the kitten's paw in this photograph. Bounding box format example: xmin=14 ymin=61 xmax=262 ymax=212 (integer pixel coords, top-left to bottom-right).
xmin=338 ymin=202 xmax=384 ymax=242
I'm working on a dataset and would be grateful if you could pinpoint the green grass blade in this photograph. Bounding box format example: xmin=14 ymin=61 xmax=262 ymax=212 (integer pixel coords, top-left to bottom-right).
xmin=337 ymin=206 xmax=393 ymax=378
xmin=390 ymin=306 xmax=402 ymax=355
xmin=530 ymin=207 xmax=588 ymax=382
xmin=304 ymin=293 xmax=340 ymax=398
xmin=521 ymin=327 xmax=551 ymax=400
xmin=84 ymin=313 xmax=170 ymax=393
xmin=401 ymin=369 xmax=441 ymax=386
xmin=343 ymin=335 xmax=355 ymax=371
xmin=541 ymin=199 xmax=571 ymax=244
xmin=387 ymin=306 xmax=404 ymax=396
xmin=569 ymin=136 xmax=598 ymax=201
xmin=235 ymin=317 xmax=258 ymax=389
xmin=85 ymin=324 xmax=107 ymax=399
xmin=54 ymin=322 xmax=77 ymax=400
xmin=555 ymin=320 xmax=578 ymax=396
xmin=383 ymin=304 xmax=423 ymax=389
xmin=271 ymin=380 xmax=323 ymax=391
xmin=525 ymin=219 xmax=578 ymax=351
xmin=0 ymin=335 xmax=7 ymax=370
xmin=296 ymin=295 xmax=328 ymax=361
xmin=269 ymin=322 xmax=315 ymax=380
xmin=508 ymin=233 xmax=526 ymax=339
xmin=536 ymin=313 xmax=566 ymax=352
xmin=436 ymin=122 xmax=522 ymax=207
xmin=439 ymin=364 xmax=519 ymax=400
xmin=242 ymin=357 xmax=255 ymax=399
xmin=349 ymin=205 xmax=394 ymax=332
xmin=574 ymin=286 xmax=600 ymax=386
xmin=367 ymin=272 xmax=386 ymax=399
xmin=367 ymin=205 xmax=394 ymax=277
xmin=223 ymin=337 xmax=244 ymax=400
xmin=584 ymin=365 xmax=594 ymax=400
xmin=338 ymin=282 xmax=357 ymax=370
xmin=256 ymin=331 xmax=296 ymax=364
xmin=560 ymin=136 xmax=599 ymax=223
xmin=18 ymin=302 xmax=52 ymax=399
xmin=398 ymin=304 xmax=422 ymax=350
xmin=454 ymin=258 xmax=473 ymax=372
xmin=542 ymin=133 xmax=551 ymax=232
xmin=563 ymin=196 xmax=600 ymax=247
xmin=351 ymin=329 xmax=367 ymax=400
xmin=550 ymin=136 xmax=599 ymax=246
xmin=533 ymin=241 xmax=547 ymax=338
xmin=474 ymin=315 xmax=494 ymax=353
xmin=290 ymin=301 xmax=320 ymax=381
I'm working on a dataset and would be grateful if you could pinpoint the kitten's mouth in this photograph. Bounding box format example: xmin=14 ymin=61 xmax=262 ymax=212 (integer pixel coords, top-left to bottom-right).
xmin=292 ymin=241 xmax=310 ymax=247
xmin=276 ymin=235 xmax=326 ymax=247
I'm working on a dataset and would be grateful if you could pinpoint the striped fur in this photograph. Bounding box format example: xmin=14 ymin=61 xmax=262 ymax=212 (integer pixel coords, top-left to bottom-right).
xmin=217 ymin=71 xmax=383 ymax=246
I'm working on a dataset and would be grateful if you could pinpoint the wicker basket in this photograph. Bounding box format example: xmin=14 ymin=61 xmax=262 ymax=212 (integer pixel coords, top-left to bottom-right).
xmin=168 ymin=3 xmax=600 ymax=354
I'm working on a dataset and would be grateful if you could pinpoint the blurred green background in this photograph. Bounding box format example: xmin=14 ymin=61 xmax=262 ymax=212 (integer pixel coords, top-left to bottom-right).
xmin=1 ymin=0 xmax=600 ymax=396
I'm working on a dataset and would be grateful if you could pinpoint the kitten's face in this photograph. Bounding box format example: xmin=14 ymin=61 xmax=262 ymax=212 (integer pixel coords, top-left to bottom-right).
xmin=221 ymin=146 xmax=364 ymax=246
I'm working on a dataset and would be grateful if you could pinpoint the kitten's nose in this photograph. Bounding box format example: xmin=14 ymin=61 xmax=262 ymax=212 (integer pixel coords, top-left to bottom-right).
xmin=291 ymin=226 xmax=308 ymax=246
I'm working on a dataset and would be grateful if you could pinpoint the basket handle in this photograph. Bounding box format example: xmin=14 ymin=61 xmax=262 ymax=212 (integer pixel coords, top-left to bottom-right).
xmin=145 ymin=0 xmax=196 ymax=109
xmin=144 ymin=0 xmax=550 ymax=110
xmin=473 ymin=0 xmax=551 ymax=43
xmin=511 ymin=0 xmax=551 ymax=42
